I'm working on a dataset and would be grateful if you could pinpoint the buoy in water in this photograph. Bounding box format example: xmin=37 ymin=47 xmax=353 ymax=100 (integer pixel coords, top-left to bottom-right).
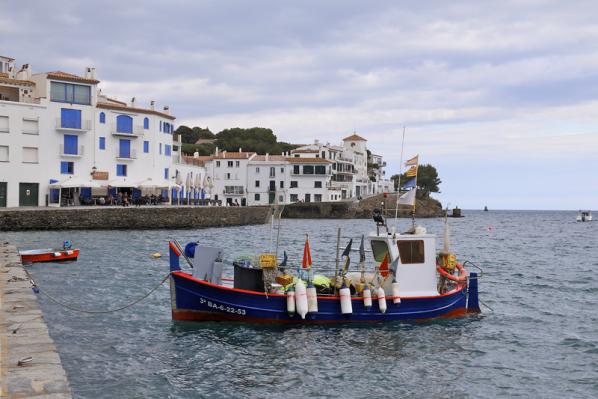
xmin=377 ymin=286 xmax=387 ymax=313
xmin=151 ymin=252 xmax=161 ymax=259
xmin=392 ymin=280 xmax=401 ymax=305
xmin=295 ymin=280 xmax=308 ymax=319
xmin=286 ymin=286 xmax=296 ymax=316
xmin=363 ymin=284 xmax=372 ymax=308
xmin=306 ymin=280 xmax=318 ymax=313
xmin=339 ymin=282 xmax=353 ymax=315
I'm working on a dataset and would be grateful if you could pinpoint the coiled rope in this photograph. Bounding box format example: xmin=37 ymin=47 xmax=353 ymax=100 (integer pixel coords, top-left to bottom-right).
xmin=24 ymin=268 xmax=171 ymax=314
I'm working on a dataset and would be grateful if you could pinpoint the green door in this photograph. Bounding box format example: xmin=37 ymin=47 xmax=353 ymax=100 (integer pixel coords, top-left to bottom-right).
xmin=268 ymin=192 xmax=275 ymax=204
xmin=19 ymin=183 xmax=39 ymax=207
xmin=0 ymin=182 xmax=6 ymax=207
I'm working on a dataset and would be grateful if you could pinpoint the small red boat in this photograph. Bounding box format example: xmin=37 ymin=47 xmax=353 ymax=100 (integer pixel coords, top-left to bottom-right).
xmin=19 ymin=248 xmax=79 ymax=263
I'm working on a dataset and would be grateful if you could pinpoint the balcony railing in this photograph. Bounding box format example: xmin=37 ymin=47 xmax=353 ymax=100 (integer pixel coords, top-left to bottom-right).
xmin=224 ymin=186 xmax=245 ymax=195
xmin=55 ymin=118 xmax=91 ymax=132
xmin=116 ymin=149 xmax=137 ymax=160
xmin=59 ymin=144 xmax=84 ymax=157
xmin=111 ymin=124 xmax=144 ymax=137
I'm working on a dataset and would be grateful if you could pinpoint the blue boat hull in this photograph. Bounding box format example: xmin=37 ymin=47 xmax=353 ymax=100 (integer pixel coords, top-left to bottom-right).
xmin=170 ymin=271 xmax=480 ymax=324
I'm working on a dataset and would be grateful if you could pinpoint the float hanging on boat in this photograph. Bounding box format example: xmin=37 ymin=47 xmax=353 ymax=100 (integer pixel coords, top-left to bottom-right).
xmin=19 ymin=241 xmax=79 ymax=263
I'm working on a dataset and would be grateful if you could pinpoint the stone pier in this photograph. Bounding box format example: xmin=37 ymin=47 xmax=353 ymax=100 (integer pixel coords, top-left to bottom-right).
xmin=0 ymin=243 xmax=71 ymax=398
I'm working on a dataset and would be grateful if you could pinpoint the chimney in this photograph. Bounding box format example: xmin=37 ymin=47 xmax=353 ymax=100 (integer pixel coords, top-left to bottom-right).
xmin=215 ymin=147 xmax=219 ymax=156
xmin=193 ymin=151 xmax=199 ymax=158
xmin=90 ymin=67 xmax=96 ymax=80
xmin=163 ymin=105 xmax=170 ymax=115
xmin=223 ymin=151 xmax=227 ymax=158
xmin=85 ymin=67 xmax=92 ymax=79
xmin=17 ymin=64 xmax=31 ymax=80
xmin=239 ymin=147 xmax=242 ymax=152
xmin=131 ymin=97 xmax=136 ymax=107
xmin=150 ymin=100 xmax=155 ymax=110
xmin=266 ymin=153 xmax=269 ymax=161
xmin=315 ymin=139 xmax=319 ymax=145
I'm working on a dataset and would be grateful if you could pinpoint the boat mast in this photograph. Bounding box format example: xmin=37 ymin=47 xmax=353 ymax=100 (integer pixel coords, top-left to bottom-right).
xmin=394 ymin=126 xmax=406 ymax=228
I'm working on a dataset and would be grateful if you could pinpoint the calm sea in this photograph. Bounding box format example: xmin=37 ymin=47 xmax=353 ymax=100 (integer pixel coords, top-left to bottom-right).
xmin=5 ymin=210 xmax=598 ymax=398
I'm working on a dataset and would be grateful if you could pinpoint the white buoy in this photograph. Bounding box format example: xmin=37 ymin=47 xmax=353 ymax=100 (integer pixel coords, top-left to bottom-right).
xmin=295 ymin=280 xmax=308 ymax=319
xmin=286 ymin=286 xmax=296 ymax=316
xmin=306 ymin=281 xmax=318 ymax=313
xmin=339 ymin=283 xmax=353 ymax=314
xmin=377 ymin=286 xmax=387 ymax=313
xmin=363 ymin=284 xmax=372 ymax=308
xmin=392 ymin=281 xmax=401 ymax=305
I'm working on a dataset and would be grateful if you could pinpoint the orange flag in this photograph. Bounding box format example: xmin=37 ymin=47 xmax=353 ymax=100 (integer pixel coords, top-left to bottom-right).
xmin=302 ymin=237 xmax=312 ymax=269
xmin=379 ymin=253 xmax=389 ymax=277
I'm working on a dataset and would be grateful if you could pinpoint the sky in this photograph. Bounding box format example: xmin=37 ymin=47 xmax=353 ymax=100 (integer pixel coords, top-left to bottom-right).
xmin=2 ymin=0 xmax=598 ymax=210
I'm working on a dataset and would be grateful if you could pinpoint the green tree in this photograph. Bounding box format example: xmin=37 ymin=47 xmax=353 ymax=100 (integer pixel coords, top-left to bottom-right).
xmin=181 ymin=143 xmax=216 ymax=156
xmin=215 ymin=127 xmax=297 ymax=154
xmin=175 ymin=125 xmax=214 ymax=144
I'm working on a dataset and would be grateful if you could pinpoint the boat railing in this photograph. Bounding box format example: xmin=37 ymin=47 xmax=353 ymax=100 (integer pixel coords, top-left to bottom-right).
xmin=462 ymin=260 xmax=483 ymax=278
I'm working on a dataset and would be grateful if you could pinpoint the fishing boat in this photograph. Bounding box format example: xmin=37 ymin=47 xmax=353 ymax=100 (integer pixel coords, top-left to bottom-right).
xmin=19 ymin=241 xmax=79 ymax=263
xmin=576 ymin=210 xmax=592 ymax=222
xmin=167 ymin=210 xmax=481 ymax=324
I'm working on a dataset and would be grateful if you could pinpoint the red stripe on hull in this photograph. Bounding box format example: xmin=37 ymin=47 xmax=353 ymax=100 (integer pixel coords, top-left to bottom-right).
xmin=172 ymin=307 xmax=470 ymax=324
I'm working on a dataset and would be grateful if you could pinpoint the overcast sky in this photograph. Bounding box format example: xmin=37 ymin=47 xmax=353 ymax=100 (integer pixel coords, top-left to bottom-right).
xmin=3 ymin=0 xmax=597 ymax=209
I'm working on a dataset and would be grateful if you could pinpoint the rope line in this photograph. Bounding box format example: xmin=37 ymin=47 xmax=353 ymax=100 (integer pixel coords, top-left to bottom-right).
xmin=24 ymin=269 xmax=171 ymax=314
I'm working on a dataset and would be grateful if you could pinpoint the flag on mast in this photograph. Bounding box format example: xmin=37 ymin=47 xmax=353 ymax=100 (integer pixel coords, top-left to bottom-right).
xmin=398 ymin=188 xmax=417 ymax=206
xmin=405 ymin=166 xmax=418 ymax=177
xmin=302 ymin=236 xmax=312 ymax=269
xmin=401 ymin=177 xmax=416 ymax=190
xmin=405 ymin=154 xmax=419 ymax=166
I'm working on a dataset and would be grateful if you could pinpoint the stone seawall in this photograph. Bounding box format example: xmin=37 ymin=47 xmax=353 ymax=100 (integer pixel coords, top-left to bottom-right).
xmin=0 ymin=243 xmax=72 ymax=398
xmin=282 ymin=194 xmax=443 ymax=219
xmin=0 ymin=206 xmax=271 ymax=232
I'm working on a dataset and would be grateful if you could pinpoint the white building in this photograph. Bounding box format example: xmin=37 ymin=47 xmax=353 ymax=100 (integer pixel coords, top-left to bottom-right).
xmin=0 ymin=55 xmax=177 ymax=207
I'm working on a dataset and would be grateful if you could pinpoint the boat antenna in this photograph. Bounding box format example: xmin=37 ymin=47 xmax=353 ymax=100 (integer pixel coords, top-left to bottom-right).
xmin=274 ymin=204 xmax=285 ymax=263
xmin=394 ymin=126 xmax=406 ymax=228
xmin=334 ymin=227 xmax=341 ymax=295
xmin=443 ymin=204 xmax=451 ymax=253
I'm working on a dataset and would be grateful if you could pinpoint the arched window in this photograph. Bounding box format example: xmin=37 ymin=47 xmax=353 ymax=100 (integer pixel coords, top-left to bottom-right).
xmin=143 ymin=117 xmax=149 ymax=129
xmin=116 ymin=115 xmax=133 ymax=133
xmin=99 ymin=112 xmax=105 ymax=124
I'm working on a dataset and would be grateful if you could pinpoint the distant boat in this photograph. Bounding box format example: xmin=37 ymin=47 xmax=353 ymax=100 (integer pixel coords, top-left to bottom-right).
xmin=483 ymin=206 xmax=488 ymax=212
xmin=576 ymin=211 xmax=592 ymax=222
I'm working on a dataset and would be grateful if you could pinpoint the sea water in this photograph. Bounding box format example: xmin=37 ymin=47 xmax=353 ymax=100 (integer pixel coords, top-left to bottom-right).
xmin=5 ymin=210 xmax=598 ymax=398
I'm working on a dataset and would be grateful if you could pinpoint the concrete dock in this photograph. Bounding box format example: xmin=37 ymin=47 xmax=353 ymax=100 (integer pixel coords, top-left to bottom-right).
xmin=0 ymin=243 xmax=71 ymax=398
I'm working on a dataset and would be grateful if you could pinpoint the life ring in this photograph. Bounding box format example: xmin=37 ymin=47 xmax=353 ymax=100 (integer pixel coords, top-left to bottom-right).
xmin=437 ymin=262 xmax=467 ymax=282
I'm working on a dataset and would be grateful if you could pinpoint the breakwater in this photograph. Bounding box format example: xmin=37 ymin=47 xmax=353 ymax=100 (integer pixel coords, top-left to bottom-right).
xmin=0 ymin=243 xmax=72 ymax=398
xmin=0 ymin=206 xmax=271 ymax=232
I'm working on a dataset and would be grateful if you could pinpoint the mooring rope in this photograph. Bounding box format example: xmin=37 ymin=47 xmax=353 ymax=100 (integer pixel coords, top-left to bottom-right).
xmin=24 ymin=269 xmax=171 ymax=314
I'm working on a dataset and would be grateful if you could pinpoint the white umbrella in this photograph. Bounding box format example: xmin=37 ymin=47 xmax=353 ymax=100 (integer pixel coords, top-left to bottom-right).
xmin=50 ymin=176 xmax=101 ymax=188
xmin=137 ymin=178 xmax=156 ymax=189
xmin=108 ymin=177 xmax=138 ymax=188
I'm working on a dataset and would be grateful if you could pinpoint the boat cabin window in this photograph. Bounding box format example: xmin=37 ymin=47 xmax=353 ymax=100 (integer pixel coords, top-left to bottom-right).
xmin=370 ymin=240 xmax=389 ymax=262
xmin=397 ymin=240 xmax=425 ymax=264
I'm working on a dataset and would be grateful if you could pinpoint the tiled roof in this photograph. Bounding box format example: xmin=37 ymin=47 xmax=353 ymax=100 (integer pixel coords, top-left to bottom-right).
xmin=96 ymin=102 xmax=176 ymax=120
xmin=342 ymin=133 xmax=367 ymax=142
xmin=0 ymin=76 xmax=35 ymax=86
xmin=292 ymin=149 xmax=319 ymax=153
xmin=251 ymin=155 xmax=287 ymax=162
xmin=181 ymin=155 xmax=212 ymax=166
xmin=285 ymin=157 xmax=332 ymax=164
xmin=46 ymin=71 xmax=100 ymax=85
xmin=212 ymin=151 xmax=256 ymax=159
